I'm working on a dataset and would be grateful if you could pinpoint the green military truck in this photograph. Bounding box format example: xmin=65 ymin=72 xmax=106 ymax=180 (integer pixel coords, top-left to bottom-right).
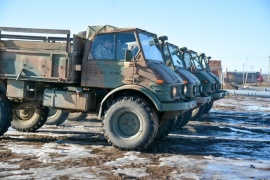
xmin=199 ymin=53 xmax=229 ymax=103
xmin=180 ymin=49 xmax=224 ymax=113
xmin=161 ymin=42 xmax=211 ymax=125
xmin=0 ymin=25 xmax=196 ymax=150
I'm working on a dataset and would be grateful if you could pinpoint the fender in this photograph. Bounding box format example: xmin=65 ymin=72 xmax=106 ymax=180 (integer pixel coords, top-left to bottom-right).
xmin=98 ymin=84 xmax=162 ymax=119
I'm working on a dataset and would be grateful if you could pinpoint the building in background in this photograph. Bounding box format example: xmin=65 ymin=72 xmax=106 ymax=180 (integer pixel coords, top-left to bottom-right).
xmin=209 ymin=60 xmax=222 ymax=79
xmin=224 ymin=71 xmax=260 ymax=84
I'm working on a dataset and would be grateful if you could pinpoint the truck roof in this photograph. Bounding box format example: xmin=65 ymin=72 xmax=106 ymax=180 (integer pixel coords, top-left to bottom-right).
xmin=83 ymin=25 xmax=155 ymax=39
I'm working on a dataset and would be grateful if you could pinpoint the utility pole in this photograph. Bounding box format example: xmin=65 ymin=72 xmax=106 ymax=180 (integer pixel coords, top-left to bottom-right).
xmin=268 ymin=56 xmax=270 ymax=82
xmin=243 ymin=63 xmax=244 ymax=86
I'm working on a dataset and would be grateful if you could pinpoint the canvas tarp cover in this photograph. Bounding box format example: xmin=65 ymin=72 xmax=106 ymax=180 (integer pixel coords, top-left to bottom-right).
xmin=85 ymin=25 xmax=119 ymax=39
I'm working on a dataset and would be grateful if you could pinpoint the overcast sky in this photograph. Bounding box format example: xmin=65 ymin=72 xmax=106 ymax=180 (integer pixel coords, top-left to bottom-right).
xmin=1 ymin=0 xmax=269 ymax=73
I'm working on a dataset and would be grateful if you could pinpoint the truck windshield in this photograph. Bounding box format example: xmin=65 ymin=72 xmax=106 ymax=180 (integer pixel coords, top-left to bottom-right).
xmin=138 ymin=33 xmax=164 ymax=63
xmin=191 ymin=52 xmax=203 ymax=70
xmin=168 ymin=45 xmax=185 ymax=68
xmin=183 ymin=52 xmax=192 ymax=69
xmin=201 ymin=57 xmax=210 ymax=71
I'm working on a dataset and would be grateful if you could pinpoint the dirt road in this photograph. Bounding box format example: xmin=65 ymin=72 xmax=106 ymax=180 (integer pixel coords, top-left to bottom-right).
xmin=1 ymin=95 xmax=270 ymax=179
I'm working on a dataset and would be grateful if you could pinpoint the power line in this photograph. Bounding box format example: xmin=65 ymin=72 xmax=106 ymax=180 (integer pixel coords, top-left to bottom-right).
xmin=214 ymin=57 xmax=268 ymax=59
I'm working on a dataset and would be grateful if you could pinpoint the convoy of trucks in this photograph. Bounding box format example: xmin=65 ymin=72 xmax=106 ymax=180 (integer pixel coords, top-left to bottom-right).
xmin=160 ymin=42 xmax=211 ymax=123
xmin=0 ymin=25 xmax=226 ymax=150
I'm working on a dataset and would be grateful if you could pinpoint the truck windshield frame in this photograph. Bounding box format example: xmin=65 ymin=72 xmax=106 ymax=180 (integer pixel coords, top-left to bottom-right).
xmin=137 ymin=33 xmax=164 ymax=63
xmin=168 ymin=44 xmax=185 ymax=69
xmin=201 ymin=57 xmax=211 ymax=71
xmin=191 ymin=52 xmax=203 ymax=70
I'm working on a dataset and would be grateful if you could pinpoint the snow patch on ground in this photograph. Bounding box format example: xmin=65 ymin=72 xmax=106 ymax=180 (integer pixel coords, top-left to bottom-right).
xmin=105 ymin=151 xmax=149 ymax=167
xmin=159 ymin=155 xmax=270 ymax=179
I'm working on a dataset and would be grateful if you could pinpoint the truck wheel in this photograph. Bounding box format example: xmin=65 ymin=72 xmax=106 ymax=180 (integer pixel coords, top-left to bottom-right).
xmin=204 ymin=101 xmax=214 ymax=114
xmin=155 ymin=116 xmax=176 ymax=141
xmin=0 ymin=97 xmax=12 ymax=136
xmin=191 ymin=104 xmax=206 ymax=120
xmin=175 ymin=110 xmax=192 ymax=129
xmin=46 ymin=108 xmax=69 ymax=125
xmin=11 ymin=101 xmax=49 ymax=132
xmin=67 ymin=112 xmax=88 ymax=121
xmin=103 ymin=96 xmax=159 ymax=150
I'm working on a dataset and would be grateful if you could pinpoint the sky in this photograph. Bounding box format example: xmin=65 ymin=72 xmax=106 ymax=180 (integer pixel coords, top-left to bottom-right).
xmin=0 ymin=0 xmax=270 ymax=74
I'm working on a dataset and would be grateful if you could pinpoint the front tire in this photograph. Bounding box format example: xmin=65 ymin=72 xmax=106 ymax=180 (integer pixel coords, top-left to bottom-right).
xmin=103 ymin=96 xmax=159 ymax=150
xmin=155 ymin=116 xmax=176 ymax=141
xmin=204 ymin=101 xmax=214 ymax=114
xmin=174 ymin=110 xmax=192 ymax=129
xmin=191 ymin=104 xmax=206 ymax=120
xmin=0 ymin=96 xmax=12 ymax=136
xmin=46 ymin=108 xmax=69 ymax=125
xmin=11 ymin=101 xmax=49 ymax=132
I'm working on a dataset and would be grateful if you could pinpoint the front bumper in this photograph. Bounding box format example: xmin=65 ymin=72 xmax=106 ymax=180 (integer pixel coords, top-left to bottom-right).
xmin=211 ymin=91 xmax=223 ymax=100
xmin=221 ymin=90 xmax=229 ymax=98
xmin=195 ymin=96 xmax=211 ymax=105
xmin=160 ymin=99 xmax=197 ymax=119
xmin=161 ymin=99 xmax=197 ymax=112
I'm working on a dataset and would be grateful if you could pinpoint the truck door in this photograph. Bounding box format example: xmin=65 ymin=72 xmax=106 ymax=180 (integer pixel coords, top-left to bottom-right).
xmin=82 ymin=32 xmax=136 ymax=88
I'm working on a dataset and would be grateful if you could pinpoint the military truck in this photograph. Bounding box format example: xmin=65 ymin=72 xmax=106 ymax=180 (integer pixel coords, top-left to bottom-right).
xmin=199 ymin=54 xmax=228 ymax=100
xmin=0 ymin=25 xmax=196 ymax=150
xmin=160 ymin=42 xmax=211 ymax=125
xmin=179 ymin=48 xmax=224 ymax=113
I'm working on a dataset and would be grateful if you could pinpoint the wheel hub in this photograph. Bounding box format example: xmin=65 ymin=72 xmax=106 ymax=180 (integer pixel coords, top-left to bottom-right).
xmin=118 ymin=112 xmax=140 ymax=136
xmin=15 ymin=108 xmax=34 ymax=120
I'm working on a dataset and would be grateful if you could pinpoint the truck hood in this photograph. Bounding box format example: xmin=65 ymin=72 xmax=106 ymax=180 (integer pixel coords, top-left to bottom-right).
xmin=208 ymin=72 xmax=221 ymax=83
xmin=198 ymin=71 xmax=216 ymax=83
xmin=176 ymin=69 xmax=200 ymax=85
xmin=148 ymin=62 xmax=183 ymax=84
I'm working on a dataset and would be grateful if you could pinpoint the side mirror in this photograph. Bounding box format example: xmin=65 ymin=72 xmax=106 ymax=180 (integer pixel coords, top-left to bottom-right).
xmin=125 ymin=50 xmax=132 ymax=61
xmin=199 ymin=53 xmax=205 ymax=57
xmin=158 ymin=35 xmax=168 ymax=41
xmin=179 ymin=47 xmax=187 ymax=51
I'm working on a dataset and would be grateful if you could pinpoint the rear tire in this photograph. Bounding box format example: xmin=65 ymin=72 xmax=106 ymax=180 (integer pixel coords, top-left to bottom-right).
xmin=67 ymin=112 xmax=88 ymax=121
xmin=46 ymin=108 xmax=69 ymax=125
xmin=103 ymin=96 xmax=158 ymax=150
xmin=11 ymin=101 xmax=49 ymax=132
xmin=0 ymin=96 xmax=12 ymax=136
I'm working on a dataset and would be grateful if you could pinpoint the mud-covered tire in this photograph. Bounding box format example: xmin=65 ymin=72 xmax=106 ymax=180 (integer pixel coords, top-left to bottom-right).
xmin=11 ymin=101 xmax=49 ymax=132
xmin=0 ymin=97 xmax=12 ymax=136
xmin=155 ymin=115 xmax=177 ymax=141
xmin=191 ymin=104 xmax=206 ymax=120
xmin=67 ymin=112 xmax=88 ymax=121
xmin=46 ymin=108 xmax=69 ymax=125
xmin=204 ymin=101 xmax=214 ymax=114
xmin=175 ymin=110 xmax=192 ymax=129
xmin=103 ymin=96 xmax=159 ymax=150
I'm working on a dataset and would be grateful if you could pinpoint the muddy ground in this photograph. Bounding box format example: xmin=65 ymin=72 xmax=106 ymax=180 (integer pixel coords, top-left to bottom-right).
xmin=0 ymin=95 xmax=270 ymax=179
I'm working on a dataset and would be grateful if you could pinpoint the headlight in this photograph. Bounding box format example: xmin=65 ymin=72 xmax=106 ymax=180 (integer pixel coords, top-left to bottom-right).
xmin=199 ymin=85 xmax=203 ymax=93
xmin=216 ymin=83 xmax=221 ymax=90
xmin=193 ymin=86 xmax=197 ymax=95
xmin=183 ymin=85 xmax=188 ymax=95
xmin=211 ymin=83 xmax=215 ymax=91
xmin=171 ymin=86 xmax=178 ymax=98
